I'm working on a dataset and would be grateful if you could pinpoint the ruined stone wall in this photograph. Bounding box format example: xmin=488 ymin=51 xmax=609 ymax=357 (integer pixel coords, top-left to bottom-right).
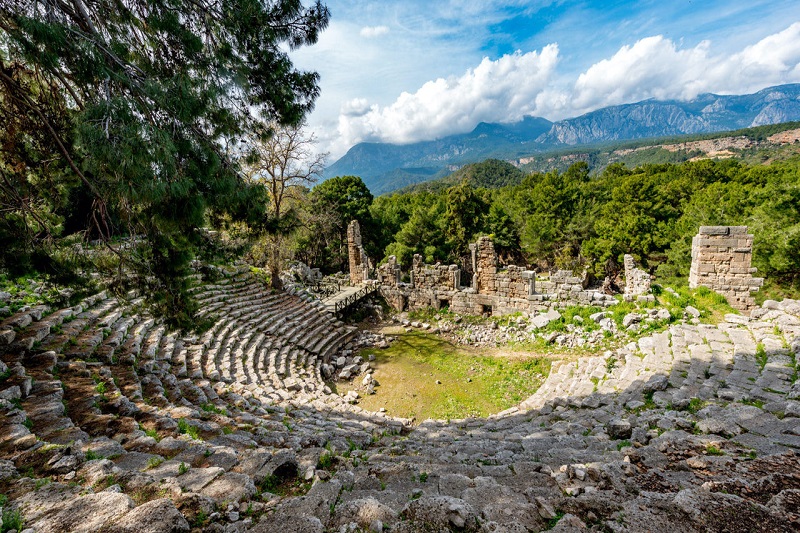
xmin=499 ymin=266 xmax=536 ymax=299
xmin=376 ymin=256 xmax=401 ymax=288
xmin=473 ymin=237 xmax=535 ymax=299
xmin=411 ymin=255 xmax=460 ymax=292
xmin=347 ymin=220 xmax=370 ymax=285
xmin=371 ymin=228 xmax=772 ymax=318
xmin=376 ymin=256 xmax=405 ymax=310
xmin=376 ymin=236 xmax=612 ymax=316
xmin=535 ymin=270 xmax=587 ymax=296
xmin=474 ymin=237 xmax=498 ymax=293
xmin=623 ymin=254 xmax=651 ymax=300
xmin=689 ymin=226 xmax=764 ymax=313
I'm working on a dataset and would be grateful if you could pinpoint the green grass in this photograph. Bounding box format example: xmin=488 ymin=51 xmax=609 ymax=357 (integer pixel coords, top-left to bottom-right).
xmin=741 ymin=397 xmax=765 ymax=409
xmin=754 ymin=343 xmax=768 ymax=371
xmin=539 ymin=305 xmax=605 ymax=334
xmin=755 ymin=277 xmax=800 ymax=305
xmin=177 ymin=418 xmax=200 ymax=440
xmin=640 ymin=283 xmax=741 ymax=326
xmin=546 ymin=511 xmax=566 ymax=530
xmin=356 ymin=330 xmax=551 ymax=421
xmin=85 ymin=449 xmax=102 ymax=461
xmin=0 ymin=272 xmax=93 ymax=314
xmin=200 ymin=403 xmax=227 ymax=416
xmin=685 ymin=398 xmax=707 ymax=414
xmin=705 ymin=444 xmax=725 ymax=456
xmin=1 ymin=507 xmax=23 ymax=533
xmin=317 ymin=452 xmax=334 ymax=470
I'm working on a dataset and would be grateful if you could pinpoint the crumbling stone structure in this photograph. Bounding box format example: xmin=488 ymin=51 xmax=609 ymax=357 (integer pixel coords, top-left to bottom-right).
xmin=347 ymin=220 xmax=371 ymax=285
xmin=689 ymin=226 xmax=763 ymax=313
xmin=411 ymin=254 xmax=460 ymax=291
xmin=473 ymin=237 xmax=535 ymax=298
xmin=376 ymin=255 xmax=401 ymax=288
xmin=370 ymin=233 xmax=613 ymax=316
xmin=623 ymin=254 xmax=651 ymax=300
xmin=537 ymin=269 xmax=589 ymax=296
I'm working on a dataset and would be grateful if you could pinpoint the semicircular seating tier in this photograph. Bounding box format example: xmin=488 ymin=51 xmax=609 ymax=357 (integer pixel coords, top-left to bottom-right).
xmin=0 ymin=267 xmax=798 ymax=532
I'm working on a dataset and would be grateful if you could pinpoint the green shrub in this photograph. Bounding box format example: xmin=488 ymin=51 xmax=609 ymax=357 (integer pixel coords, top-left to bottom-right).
xmin=1 ymin=507 xmax=24 ymax=533
xmin=177 ymin=418 xmax=200 ymax=440
xmin=317 ymin=452 xmax=334 ymax=470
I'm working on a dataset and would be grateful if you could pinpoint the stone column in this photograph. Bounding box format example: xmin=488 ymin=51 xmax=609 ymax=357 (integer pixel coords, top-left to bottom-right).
xmin=623 ymin=254 xmax=651 ymax=300
xmin=469 ymin=243 xmax=477 ymax=272
xmin=447 ymin=264 xmax=460 ymax=290
xmin=522 ymin=271 xmax=536 ymax=296
xmin=475 ymin=237 xmax=498 ymax=295
xmin=347 ymin=220 xmax=370 ymax=285
xmin=688 ymin=226 xmax=763 ymax=313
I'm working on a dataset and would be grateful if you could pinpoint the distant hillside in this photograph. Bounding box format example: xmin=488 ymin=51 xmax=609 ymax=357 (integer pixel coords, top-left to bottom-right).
xmin=324 ymin=116 xmax=553 ymax=195
xmin=393 ymin=122 xmax=800 ymax=193
xmin=516 ymin=121 xmax=800 ymax=176
xmin=325 ymin=84 xmax=800 ymax=194
xmin=396 ymin=159 xmax=525 ymax=194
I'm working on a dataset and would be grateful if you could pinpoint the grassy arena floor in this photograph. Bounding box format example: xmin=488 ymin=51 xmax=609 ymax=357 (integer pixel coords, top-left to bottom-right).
xmin=355 ymin=328 xmax=551 ymax=422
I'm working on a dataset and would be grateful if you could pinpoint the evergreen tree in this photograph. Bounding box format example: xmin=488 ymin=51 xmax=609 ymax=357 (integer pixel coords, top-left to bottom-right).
xmin=0 ymin=0 xmax=329 ymax=326
xmin=308 ymin=175 xmax=374 ymax=271
xmin=444 ymin=181 xmax=488 ymax=262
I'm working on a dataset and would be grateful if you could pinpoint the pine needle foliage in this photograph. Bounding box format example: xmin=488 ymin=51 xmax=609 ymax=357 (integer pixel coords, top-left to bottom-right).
xmin=0 ymin=0 xmax=329 ymax=327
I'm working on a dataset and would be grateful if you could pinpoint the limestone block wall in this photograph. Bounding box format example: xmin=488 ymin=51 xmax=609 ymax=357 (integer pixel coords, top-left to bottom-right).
xmin=379 ymin=286 xmax=408 ymax=312
xmin=688 ymin=226 xmax=764 ymax=313
xmin=353 ymin=232 xmax=615 ymax=316
xmin=411 ymin=255 xmax=460 ymax=292
xmin=536 ymin=270 xmax=587 ymax=295
xmin=475 ymin=237 xmax=499 ymax=293
xmin=493 ymin=266 xmax=535 ymax=299
xmin=623 ymin=254 xmax=651 ymax=300
xmin=474 ymin=237 xmax=535 ymax=299
xmin=377 ymin=256 xmax=401 ymax=288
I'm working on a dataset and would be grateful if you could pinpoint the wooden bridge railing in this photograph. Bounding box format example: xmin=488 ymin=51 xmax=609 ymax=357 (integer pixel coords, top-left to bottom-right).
xmin=334 ymin=284 xmax=378 ymax=317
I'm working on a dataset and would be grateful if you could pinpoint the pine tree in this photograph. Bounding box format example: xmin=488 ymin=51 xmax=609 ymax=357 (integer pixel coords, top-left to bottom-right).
xmin=0 ymin=0 xmax=329 ymax=326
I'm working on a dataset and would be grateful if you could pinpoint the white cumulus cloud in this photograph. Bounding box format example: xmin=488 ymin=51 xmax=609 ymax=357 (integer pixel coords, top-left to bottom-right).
xmin=334 ymin=44 xmax=560 ymax=148
xmin=571 ymin=22 xmax=800 ymax=114
xmin=321 ymin=22 xmax=800 ymax=159
xmin=360 ymin=25 xmax=390 ymax=38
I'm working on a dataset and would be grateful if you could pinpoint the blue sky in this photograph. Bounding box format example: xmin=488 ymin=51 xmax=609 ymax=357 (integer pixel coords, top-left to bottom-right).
xmin=289 ymin=1 xmax=800 ymax=159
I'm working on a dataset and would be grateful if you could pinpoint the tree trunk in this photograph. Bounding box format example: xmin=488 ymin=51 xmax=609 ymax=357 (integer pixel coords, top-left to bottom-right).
xmin=269 ymin=234 xmax=283 ymax=290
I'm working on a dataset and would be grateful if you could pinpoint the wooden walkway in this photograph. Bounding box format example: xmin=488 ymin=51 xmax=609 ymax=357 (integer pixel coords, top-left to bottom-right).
xmin=320 ymin=284 xmax=378 ymax=316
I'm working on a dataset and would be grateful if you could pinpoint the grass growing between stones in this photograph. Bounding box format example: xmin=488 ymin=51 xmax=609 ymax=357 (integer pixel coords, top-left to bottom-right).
xmin=357 ymin=330 xmax=550 ymax=422
xmin=652 ymin=283 xmax=740 ymax=324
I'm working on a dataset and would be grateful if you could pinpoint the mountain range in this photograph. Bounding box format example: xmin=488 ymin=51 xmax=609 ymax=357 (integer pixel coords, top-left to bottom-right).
xmin=323 ymin=84 xmax=800 ymax=195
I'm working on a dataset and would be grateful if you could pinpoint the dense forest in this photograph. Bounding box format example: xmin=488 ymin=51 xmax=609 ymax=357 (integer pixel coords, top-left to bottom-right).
xmin=294 ymin=156 xmax=800 ymax=299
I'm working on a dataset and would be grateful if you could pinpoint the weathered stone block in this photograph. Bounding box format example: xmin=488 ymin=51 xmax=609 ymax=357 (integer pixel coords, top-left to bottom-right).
xmin=688 ymin=225 xmax=761 ymax=314
xmin=699 ymin=226 xmax=731 ymax=235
